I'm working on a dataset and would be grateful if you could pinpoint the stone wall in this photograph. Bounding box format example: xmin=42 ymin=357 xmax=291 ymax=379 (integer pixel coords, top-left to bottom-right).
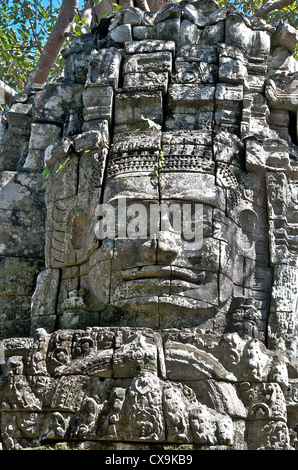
xmin=0 ymin=0 xmax=297 ymax=451
xmin=0 ymin=91 xmax=46 ymax=337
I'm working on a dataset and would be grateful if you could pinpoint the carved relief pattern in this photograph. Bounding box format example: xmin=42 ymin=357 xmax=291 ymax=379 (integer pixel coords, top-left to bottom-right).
xmin=1 ymin=328 xmax=293 ymax=449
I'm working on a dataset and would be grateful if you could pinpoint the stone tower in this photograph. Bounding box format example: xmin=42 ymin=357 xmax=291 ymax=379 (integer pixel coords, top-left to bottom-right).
xmin=0 ymin=0 xmax=297 ymax=450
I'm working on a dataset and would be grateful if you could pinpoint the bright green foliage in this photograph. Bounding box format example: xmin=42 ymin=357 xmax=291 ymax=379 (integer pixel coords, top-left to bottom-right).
xmin=262 ymin=1 xmax=298 ymax=36
xmin=0 ymin=0 xmax=86 ymax=93
xmin=219 ymin=0 xmax=298 ymax=29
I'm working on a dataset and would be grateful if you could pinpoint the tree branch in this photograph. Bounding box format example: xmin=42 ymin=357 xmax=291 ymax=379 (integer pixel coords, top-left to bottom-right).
xmin=0 ymin=80 xmax=17 ymax=105
xmin=24 ymin=0 xmax=79 ymax=93
xmin=79 ymin=0 xmax=95 ymax=33
xmin=253 ymin=0 xmax=296 ymax=19
xmin=135 ymin=0 xmax=150 ymax=11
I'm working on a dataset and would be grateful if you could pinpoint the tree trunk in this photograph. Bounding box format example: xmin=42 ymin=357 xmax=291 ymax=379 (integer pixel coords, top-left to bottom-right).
xmin=24 ymin=0 xmax=79 ymax=93
xmin=253 ymin=0 xmax=295 ymax=18
xmin=0 ymin=80 xmax=17 ymax=106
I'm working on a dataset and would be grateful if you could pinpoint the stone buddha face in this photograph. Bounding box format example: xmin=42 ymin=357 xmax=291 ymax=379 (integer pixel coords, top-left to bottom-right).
xmin=68 ymin=16 xmax=296 ymax=340
xmin=88 ymin=129 xmax=258 ymax=331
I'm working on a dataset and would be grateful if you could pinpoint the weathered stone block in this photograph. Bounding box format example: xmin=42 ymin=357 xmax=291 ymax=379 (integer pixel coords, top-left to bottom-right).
xmin=114 ymin=91 xmax=163 ymax=133
xmin=46 ymin=190 xmax=100 ymax=269
xmin=30 ymin=269 xmax=60 ymax=318
xmin=183 ymin=3 xmax=209 ymax=27
xmin=174 ymin=59 xmax=218 ymax=84
xmin=112 ymin=329 xmax=158 ymax=377
xmin=200 ymin=21 xmax=225 ymax=45
xmin=24 ymin=123 xmax=61 ymax=170
xmin=0 ymin=208 xmax=45 ymax=258
xmin=168 ymin=83 xmax=215 ymax=113
xmin=110 ymin=24 xmax=133 ymax=43
xmin=213 ymin=131 xmax=243 ymax=167
xmin=272 ymin=22 xmax=298 ymax=54
xmin=154 ymin=3 xmax=181 ymax=24
xmin=80 ymin=257 xmax=112 ymax=312
xmin=225 ymin=13 xmax=253 ymax=53
xmin=133 ymin=25 xmax=154 ymax=40
xmin=153 ymin=18 xmax=181 ymax=44
xmin=0 ymin=172 xmax=44 ymax=212
xmin=83 ymin=85 xmax=114 ymax=123
xmin=160 ymin=130 xmax=214 ymax=172
xmin=28 ymin=123 xmax=61 ymax=151
xmin=44 ymin=137 xmax=72 ymax=170
xmin=179 ymin=20 xmax=200 ymax=45
xmin=160 ymin=173 xmax=226 ymax=210
xmin=216 ymin=83 xmax=243 ymax=102
xmin=125 ymin=39 xmax=175 ymax=54
xmin=215 ymin=84 xmax=243 ymax=128
xmin=241 ymin=92 xmax=271 ymax=139
xmin=58 ymin=310 xmax=99 ymax=330
xmin=0 ymin=129 xmax=29 ymax=171
xmin=0 ymin=295 xmax=32 ymax=338
xmin=177 ymin=44 xmax=218 ymax=63
xmin=30 ymin=315 xmax=57 ymax=334
xmin=0 ymin=258 xmax=43 ymax=296
xmin=7 ymin=103 xmax=33 ymax=134
xmin=86 ymin=48 xmax=122 ymax=88
xmin=109 ymin=7 xmax=143 ymax=30
xmin=123 ymin=71 xmax=169 ymax=92
xmin=164 ymin=340 xmax=236 ymax=381
xmin=123 ymin=51 xmax=172 ymax=74
xmin=245 ymin=139 xmax=267 ymax=172
xmin=165 ymin=110 xmax=214 ymax=131
xmin=33 ymin=83 xmax=84 ymax=123
xmin=246 ymin=419 xmax=291 ymax=450
xmin=78 ymin=148 xmax=108 ymax=192
xmin=219 ymin=56 xmax=248 ymax=85
xmin=73 ymin=129 xmax=109 ymax=153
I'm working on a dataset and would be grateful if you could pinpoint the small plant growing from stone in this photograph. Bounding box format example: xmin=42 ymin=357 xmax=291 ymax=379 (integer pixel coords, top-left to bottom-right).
xmin=42 ymin=156 xmax=70 ymax=189
xmin=140 ymin=115 xmax=163 ymax=179
xmin=155 ymin=150 xmax=164 ymax=179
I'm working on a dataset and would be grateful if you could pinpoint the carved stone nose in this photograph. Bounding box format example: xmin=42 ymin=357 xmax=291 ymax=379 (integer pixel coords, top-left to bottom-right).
xmin=141 ymin=238 xmax=158 ymax=263
xmin=157 ymin=231 xmax=179 ymax=265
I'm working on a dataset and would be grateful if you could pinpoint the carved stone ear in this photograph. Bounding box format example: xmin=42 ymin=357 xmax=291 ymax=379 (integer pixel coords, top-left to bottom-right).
xmin=239 ymin=209 xmax=257 ymax=237
xmin=237 ymin=208 xmax=258 ymax=257
xmin=68 ymin=209 xmax=86 ymax=250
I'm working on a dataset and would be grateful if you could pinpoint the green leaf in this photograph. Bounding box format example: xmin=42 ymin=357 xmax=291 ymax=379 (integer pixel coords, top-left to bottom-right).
xmin=55 ymin=156 xmax=70 ymax=174
xmin=42 ymin=167 xmax=51 ymax=176
xmin=98 ymin=9 xmax=110 ymax=19
xmin=112 ymin=3 xmax=124 ymax=12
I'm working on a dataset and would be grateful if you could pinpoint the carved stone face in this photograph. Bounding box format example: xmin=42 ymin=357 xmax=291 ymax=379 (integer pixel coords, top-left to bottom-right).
xmin=36 ymin=12 xmax=296 ymax=347
xmin=90 ymin=132 xmax=258 ymax=330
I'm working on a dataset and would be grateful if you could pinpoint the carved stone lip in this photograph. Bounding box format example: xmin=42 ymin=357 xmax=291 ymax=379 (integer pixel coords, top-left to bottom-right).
xmin=121 ymin=266 xmax=205 ymax=284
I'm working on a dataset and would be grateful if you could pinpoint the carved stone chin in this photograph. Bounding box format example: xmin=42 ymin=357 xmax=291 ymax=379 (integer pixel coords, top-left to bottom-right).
xmin=0 ymin=1 xmax=297 ymax=451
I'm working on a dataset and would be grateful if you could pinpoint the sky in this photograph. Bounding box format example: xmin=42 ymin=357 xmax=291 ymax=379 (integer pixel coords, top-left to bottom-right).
xmin=43 ymin=0 xmax=86 ymax=9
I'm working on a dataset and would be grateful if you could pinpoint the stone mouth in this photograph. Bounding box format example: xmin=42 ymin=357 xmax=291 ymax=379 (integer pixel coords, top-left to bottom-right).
xmin=121 ymin=266 xmax=205 ymax=284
